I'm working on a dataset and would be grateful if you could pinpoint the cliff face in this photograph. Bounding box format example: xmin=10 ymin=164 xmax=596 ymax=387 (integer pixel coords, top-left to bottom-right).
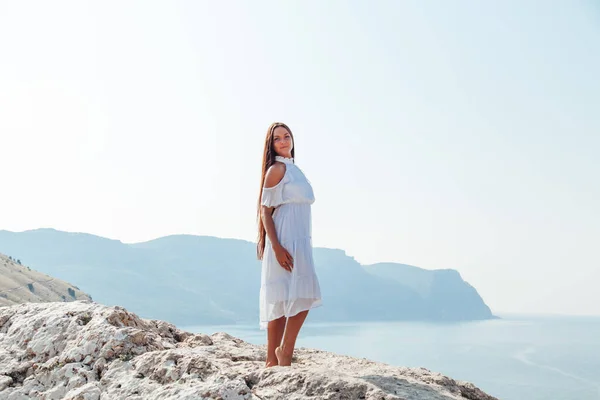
xmin=0 ymin=301 xmax=497 ymax=400
xmin=362 ymin=263 xmax=494 ymax=321
xmin=0 ymin=253 xmax=91 ymax=307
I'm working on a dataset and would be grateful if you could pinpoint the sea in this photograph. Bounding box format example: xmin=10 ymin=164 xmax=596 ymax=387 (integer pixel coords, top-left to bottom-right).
xmin=181 ymin=314 xmax=600 ymax=400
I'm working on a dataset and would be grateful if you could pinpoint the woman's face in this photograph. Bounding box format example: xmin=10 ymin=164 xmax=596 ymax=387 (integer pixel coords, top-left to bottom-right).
xmin=272 ymin=126 xmax=293 ymax=158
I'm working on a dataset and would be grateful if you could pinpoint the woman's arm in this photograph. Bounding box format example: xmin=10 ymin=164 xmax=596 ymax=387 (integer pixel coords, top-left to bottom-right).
xmin=261 ymin=163 xmax=294 ymax=271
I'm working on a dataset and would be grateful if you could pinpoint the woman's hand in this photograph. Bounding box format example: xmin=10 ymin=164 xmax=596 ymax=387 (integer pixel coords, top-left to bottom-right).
xmin=274 ymin=244 xmax=293 ymax=272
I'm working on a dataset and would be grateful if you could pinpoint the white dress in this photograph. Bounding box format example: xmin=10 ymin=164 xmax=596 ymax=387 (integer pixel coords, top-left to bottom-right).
xmin=259 ymin=155 xmax=323 ymax=329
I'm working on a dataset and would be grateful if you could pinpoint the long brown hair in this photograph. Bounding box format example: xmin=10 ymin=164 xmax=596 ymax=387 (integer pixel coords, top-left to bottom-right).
xmin=257 ymin=122 xmax=295 ymax=260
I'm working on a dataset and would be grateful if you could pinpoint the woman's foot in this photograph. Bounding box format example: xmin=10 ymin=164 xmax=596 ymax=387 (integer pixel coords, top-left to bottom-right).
xmin=265 ymin=358 xmax=278 ymax=368
xmin=275 ymin=346 xmax=293 ymax=366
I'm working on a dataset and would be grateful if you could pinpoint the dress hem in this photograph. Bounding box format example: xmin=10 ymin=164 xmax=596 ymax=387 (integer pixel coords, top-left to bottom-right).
xmin=259 ymin=301 xmax=323 ymax=330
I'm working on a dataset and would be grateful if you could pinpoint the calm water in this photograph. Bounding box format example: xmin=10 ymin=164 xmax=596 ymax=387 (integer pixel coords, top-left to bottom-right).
xmin=182 ymin=315 xmax=600 ymax=400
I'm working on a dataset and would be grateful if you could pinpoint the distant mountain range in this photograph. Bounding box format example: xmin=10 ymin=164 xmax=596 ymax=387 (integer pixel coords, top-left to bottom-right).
xmin=0 ymin=228 xmax=495 ymax=326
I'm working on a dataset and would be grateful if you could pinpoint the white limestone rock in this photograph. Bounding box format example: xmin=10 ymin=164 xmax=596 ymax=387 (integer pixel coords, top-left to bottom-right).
xmin=0 ymin=301 xmax=498 ymax=400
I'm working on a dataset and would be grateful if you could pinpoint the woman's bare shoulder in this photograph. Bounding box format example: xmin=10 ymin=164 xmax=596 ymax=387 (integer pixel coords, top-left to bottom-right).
xmin=264 ymin=162 xmax=287 ymax=188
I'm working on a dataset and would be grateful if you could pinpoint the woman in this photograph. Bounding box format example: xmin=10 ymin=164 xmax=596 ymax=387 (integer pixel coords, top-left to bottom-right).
xmin=257 ymin=122 xmax=323 ymax=367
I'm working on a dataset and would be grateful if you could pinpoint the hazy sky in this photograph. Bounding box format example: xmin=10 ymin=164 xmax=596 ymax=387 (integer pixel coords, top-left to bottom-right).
xmin=0 ymin=0 xmax=598 ymax=316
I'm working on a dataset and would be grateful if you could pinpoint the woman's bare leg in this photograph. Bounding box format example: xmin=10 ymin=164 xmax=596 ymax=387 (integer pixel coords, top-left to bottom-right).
xmin=276 ymin=310 xmax=309 ymax=366
xmin=266 ymin=316 xmax=286 ymax=367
